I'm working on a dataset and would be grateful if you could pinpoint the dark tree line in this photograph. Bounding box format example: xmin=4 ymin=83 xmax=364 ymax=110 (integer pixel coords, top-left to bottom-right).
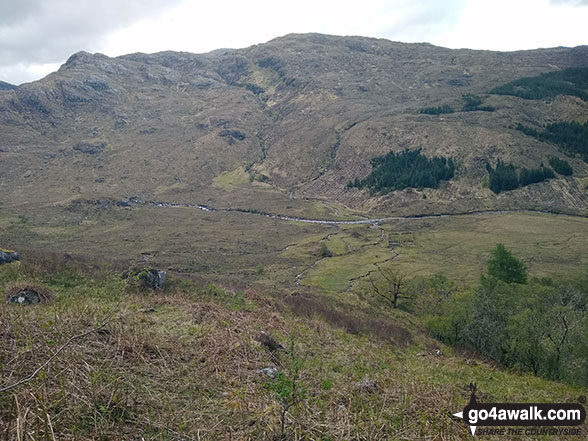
xmin=490 ymin=67 xmax=588 ymax=101
xmin=348 ymin=149 xmax=455 ymax=194
xmin=486 ymin=160 xmax=556 ymax=194
xmin=549 ymin=157 xmax=573 ymax=176
xmin=486 ymin=160 xmax=519 ymax=193
xmin=519 ymin=166 xmax=555 ymax=187
xmin=517 ymin=121 xmax=588 ymax=161
xmin=461 ymin=93 xmax=495 ymax=112
xmin=419 ymin=104 xmax=454 ymax=115
xmin=419 ymin=94 xmax=496 ymax=115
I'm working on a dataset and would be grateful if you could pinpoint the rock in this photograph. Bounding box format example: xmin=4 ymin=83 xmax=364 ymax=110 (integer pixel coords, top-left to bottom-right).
xmin=122 ymin=267 xmax=167 ymax=290
xmin=219 ymin=129 xmax=246 ymax=144
xmin=5 ymin=283 xmax=56 ymax=305
xmin=357 ymin=376 xmax=378 ymax=393
xmin=72 ymin=141 xmax=106 ymax=155
xmin=138 ymin=268 xmax=167 ymax=290
xmin=0 ymin=250 xmax=20 ymax=265
xmin=259 ymin=367 xmax=279 ymax=379
xmin=114 ymin=117 xmax=127 ymax=129
xmin=8 ymin=290 xmax=40 ymax=304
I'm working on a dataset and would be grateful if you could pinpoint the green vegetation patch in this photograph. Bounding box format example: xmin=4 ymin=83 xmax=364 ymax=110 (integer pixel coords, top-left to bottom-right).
xmin=425 ymin=244 xmax=588 ymax=387
xmin=549 ymin=157 xmax=573 ymax=176
xmin=486 ymin=160 xmax=555 ymax=194
xmin=490 ymin=67 xmax=588 ymax=100
xmin=348 ymin=149 xmax=455 ymax=194
xmin=419 ymin=104 xmax=454 ymax=115
xmin=518 ymin=121 xmax=588 ymax=161
xmin=461 ymin=93 xmax=495 ymax=112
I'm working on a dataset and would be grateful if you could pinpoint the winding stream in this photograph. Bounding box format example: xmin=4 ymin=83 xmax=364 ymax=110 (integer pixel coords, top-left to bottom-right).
xmin=135 ymin=199 xmax=586 ymax=225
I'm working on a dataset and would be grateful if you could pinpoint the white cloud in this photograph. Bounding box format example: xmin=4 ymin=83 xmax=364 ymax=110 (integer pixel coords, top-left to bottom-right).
xmin=432 ymin=0 xmax=588 ymax=51
xmin=0 ymin=0 xmax=586 ymax=84
xmin=101 ymin=0 xmax=467 ymax=57
xmin=0 ymin=62 xmax=60 ymax=84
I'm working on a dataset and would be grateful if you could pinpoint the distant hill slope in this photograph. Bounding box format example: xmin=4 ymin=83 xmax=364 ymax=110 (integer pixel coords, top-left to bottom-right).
xmin=0 ymin=80 xmax=17 ymax=90
xmin=1 ymin=34 xmax=587 ymax=216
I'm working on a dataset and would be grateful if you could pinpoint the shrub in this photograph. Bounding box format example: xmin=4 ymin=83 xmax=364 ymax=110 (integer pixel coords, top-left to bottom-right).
xmin=320 ymin=243 xmax=333 ymax=258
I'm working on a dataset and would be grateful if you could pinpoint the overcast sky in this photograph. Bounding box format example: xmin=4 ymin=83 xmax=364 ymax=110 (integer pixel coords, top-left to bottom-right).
xmin=1 ymin=0 xmax=587 ymax=85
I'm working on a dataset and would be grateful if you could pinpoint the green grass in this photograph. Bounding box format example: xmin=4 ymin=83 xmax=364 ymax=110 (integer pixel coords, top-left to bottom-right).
xmin=4 ymin=205 xmax=587 ymax=294
xmin=293 ymin=213 xmax=588 ymax=295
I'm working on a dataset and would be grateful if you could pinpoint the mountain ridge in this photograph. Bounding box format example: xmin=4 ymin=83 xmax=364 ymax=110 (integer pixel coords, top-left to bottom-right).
xmin=1 ymin=33 xmax=587 ymax=216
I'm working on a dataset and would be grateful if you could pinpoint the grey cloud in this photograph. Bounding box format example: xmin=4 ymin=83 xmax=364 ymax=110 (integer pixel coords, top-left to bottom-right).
xmin=0 ymin=0 xmax=182 ymax=70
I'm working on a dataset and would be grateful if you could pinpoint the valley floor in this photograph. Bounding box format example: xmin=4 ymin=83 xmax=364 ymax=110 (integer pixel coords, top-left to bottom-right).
xmin=1 ymin=205 xmax=587 ymax=439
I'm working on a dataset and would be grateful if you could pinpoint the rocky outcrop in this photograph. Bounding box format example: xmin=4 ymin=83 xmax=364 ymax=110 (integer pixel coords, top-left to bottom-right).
xmin=139 ymin=268 xmax=167 ymax=290
xmin=219 ymin=129 xmax=246 ymax=145
xmin=0 ymin=250 xmax=19 ymax=265
xmin=8 ymin=289 xmax=41 ymax=304
xmin=123 ymin=267 xmax=167 ymax=291
xmin=72 ymin=141 xmax=106 ymax=155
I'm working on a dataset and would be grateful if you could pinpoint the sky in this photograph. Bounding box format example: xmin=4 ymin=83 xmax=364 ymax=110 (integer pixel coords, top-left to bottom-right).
xmin=0 ymin=0 xmax=587 ymax=85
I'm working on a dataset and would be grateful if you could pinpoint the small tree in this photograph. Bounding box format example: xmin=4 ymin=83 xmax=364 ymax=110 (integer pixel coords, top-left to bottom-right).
xmin=368 ymin=266 xmax=409 ymax=309
xmin=487 ymin=243 xmax=527 ymax=284
xmin=320 ymin=242 xmax=333 ymax=258
xmin=268 ymin=337 xmax=305 ymax=439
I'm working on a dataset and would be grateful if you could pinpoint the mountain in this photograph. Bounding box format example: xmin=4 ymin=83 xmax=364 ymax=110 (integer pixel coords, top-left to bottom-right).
xmin=1 ymin=33 xmax=587 ymax=216
xmin=0 ymin=80 xmax=17 ymax=90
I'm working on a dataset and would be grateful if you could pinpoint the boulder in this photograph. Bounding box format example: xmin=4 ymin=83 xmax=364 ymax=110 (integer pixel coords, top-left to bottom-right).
xmin=259 ymin=367 xmax=279 ymax=379
xmin=139 ymin=268 xmax=167 ymax=290
xmin=5 ymin=283 xmax=56 ymax=305
xmin=122 ymin=267 xmax=167 ymax=291
xmin=8 ymin=290 xmax=40 ymax=304
xmin=72 ymin=141 xmax=106 ymax=155
xmin=0 ymin=249 xmax=19 ymax=265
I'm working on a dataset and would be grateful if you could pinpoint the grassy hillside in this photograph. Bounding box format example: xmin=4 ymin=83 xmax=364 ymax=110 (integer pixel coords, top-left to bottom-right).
xmin=1 ymin=252 xmax=586 ymax=440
